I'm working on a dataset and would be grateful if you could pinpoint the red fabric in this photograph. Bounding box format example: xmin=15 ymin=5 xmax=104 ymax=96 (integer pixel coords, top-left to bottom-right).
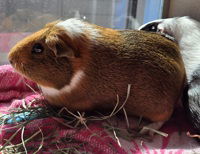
xmin=0 ymin=65 xmax=199 ymax=154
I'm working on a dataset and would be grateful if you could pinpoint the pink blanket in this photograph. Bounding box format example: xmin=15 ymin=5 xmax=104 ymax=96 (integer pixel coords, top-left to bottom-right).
xmin=0 ymin=65 xmax=199 ymax=153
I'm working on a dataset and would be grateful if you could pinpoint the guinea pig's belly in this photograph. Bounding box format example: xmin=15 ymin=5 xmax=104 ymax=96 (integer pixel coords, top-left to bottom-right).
xmin=40 ymin=85 xmax=95 ymax=111
xmin=124 ymin=95 xmax=175 ymax=122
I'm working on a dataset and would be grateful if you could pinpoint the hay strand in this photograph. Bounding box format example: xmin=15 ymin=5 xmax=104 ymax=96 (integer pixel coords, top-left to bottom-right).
xmin=140 ymin=126 xmax=168 ymax=137
xmin=21 ymin=126 xmax=28 ymax=154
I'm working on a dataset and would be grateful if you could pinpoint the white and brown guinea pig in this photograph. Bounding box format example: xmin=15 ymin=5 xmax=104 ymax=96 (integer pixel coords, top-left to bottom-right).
xmin=139 ymin=16 xmax=200 ymax=133
xmin=8 ymin=18 xmax=185 ymax=123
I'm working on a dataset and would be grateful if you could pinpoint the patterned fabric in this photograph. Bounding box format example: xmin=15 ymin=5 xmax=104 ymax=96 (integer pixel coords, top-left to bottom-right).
xmin=0 ymin=65 xmax=199 ymax=153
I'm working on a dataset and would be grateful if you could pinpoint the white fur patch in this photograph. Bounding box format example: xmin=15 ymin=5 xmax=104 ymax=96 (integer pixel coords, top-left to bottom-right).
xmin=157 ymin=17 xmax=200 ymax=82
xmin=56 ymin=18 xmax=100 ymax=39
xmin=41 ymin=70 xmax=85 ymax=97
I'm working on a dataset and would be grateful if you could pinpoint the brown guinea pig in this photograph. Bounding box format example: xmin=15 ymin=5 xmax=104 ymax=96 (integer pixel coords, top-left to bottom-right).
xmin=8 ymin=18 xmax=185 ymax=123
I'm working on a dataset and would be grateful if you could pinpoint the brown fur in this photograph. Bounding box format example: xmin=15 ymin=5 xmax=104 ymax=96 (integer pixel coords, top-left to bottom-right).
xmin=8 ymin=19 xmax=186 ymax=122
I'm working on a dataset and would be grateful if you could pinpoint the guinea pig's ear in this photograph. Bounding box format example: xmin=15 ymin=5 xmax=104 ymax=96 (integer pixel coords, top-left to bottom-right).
xmin=45 ymin=31 xmax=76 ymax=58
xmin=138 ymin=19 xmax=163 ymax=32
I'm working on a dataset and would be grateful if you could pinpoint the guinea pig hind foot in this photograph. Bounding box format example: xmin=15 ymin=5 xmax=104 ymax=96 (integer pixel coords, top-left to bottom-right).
xmin=139 ymin=121 xmax=167 ymax=137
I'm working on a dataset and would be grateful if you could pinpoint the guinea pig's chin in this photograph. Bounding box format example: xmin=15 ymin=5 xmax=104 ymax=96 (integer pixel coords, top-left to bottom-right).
xmin=12 ymin=63 xmax=22 ymax=72
xmin=11 ymin=62 xmax=29 ymax=78
xmin=10 ymin=63 xmax=21 ymax=73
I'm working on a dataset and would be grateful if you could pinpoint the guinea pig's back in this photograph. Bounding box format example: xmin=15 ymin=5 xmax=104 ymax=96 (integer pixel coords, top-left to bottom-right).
xmin=91 ymin=30 xmax=185 ymax=122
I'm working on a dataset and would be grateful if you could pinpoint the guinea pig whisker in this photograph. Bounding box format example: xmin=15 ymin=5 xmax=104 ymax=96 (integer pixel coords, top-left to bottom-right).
xmin=20 ymin=63 xmax=23 ymax=68
xmin=20 ymin=63 xmax=27 ymax=74
xmin=14 ymin=63 xmax=17 ymax=69
xmin=55 ymin=57 xmax=59 ymax=65
xmin=20 ymin=63 xmax=24 ymax=70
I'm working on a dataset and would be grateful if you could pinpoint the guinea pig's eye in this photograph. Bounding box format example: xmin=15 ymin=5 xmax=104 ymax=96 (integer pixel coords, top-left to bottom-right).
xmin=32 ymin=43 xmax=44 ymax=54
xmin=149 ymin=24 xmax=158 ymax=32
xmin=151 ymin=25 xmax=156 ymax=30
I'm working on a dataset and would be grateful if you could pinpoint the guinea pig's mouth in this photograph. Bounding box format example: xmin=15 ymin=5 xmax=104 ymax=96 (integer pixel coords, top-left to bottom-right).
xmin=10 ymin=60 xmax=28 ymax=76
xmin=8 ymin=55 xmax=32 ymax=81
xmin=10 ymin=61 xmax=17 ymax=70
